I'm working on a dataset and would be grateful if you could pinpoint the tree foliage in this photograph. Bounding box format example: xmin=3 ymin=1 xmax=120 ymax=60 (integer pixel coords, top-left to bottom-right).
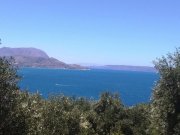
xmin=1 ymin=48 xmax=180 ymax=135
xmin=87 ymin=92 xmax=124 ymax=135
xmin=151 ymin=48 xmax=180 ymax=135
xmin=42 ymin=95 xmax=83 ymax=135
xmin=0 ymin=57 xmax=25 ymax=134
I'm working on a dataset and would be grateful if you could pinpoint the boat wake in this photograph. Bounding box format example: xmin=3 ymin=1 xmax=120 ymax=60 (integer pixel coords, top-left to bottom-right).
xmin=55 ymin=84 xmax=72 ymax=87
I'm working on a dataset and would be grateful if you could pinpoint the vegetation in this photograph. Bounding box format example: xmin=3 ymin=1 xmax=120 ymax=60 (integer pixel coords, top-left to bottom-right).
xmin=0 ymin=57 xmax=26 ymax=134
xmin=150 ymin=48 xmax=180 ymax=135
xmin=0 ymin=48 xmax=180 ymax=134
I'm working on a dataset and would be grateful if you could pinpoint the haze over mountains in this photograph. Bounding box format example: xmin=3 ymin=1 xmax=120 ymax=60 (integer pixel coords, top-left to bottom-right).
xmin=0 ymin=47 xmax=84 ymax=69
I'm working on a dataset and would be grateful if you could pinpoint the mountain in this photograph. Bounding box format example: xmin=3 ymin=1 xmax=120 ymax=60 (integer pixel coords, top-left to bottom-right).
xmin=0 ymin=47 xmax=49 ymax=58
xmin=0 ymin=47 xmax=85 ymax=69
xmin=89 ymin=65 xmax=156 ymax=72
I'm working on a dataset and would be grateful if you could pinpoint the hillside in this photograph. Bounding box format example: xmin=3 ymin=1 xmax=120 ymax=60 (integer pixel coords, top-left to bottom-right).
xmin=0 ymin=47 xmax=85 ymax=69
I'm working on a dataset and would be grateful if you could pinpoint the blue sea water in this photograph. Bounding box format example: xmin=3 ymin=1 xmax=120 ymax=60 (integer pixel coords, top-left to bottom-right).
xmin=18 ymin=68 xmax=159 ymax=106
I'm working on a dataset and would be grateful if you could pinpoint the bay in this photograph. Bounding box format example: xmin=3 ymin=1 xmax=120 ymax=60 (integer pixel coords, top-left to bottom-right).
xmin=18 ymin=68 xmax=159 ymax=106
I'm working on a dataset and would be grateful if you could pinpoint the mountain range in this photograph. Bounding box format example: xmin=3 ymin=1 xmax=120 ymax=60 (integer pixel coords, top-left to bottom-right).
xmin=0 ymin=47 xmax=156 ymax=72
xmin=0 ymin=47 xmax=85 ymax=69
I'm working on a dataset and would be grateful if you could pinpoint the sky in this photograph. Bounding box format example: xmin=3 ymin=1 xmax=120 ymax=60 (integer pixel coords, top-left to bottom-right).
xmin=0 ymin=0 xmax=179 ymax=66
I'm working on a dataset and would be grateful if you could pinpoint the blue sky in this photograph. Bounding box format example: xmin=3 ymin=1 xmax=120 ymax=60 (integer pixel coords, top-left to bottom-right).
xmin=0 ymin=0 xmax=179 ymax=66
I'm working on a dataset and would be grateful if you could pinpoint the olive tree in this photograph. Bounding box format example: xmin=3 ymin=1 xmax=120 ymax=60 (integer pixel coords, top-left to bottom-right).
xmin=151 ymin=48 xmax=180 ymax=135
xmin=87 ymin=92 xmax=125 ymax=135
xmin=0 ymin=57 xmax=26 ymax=134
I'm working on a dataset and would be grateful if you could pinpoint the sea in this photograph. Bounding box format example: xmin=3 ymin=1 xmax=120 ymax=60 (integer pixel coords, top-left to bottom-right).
xmin=18 ymin=68 xmax=159 ymax=106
